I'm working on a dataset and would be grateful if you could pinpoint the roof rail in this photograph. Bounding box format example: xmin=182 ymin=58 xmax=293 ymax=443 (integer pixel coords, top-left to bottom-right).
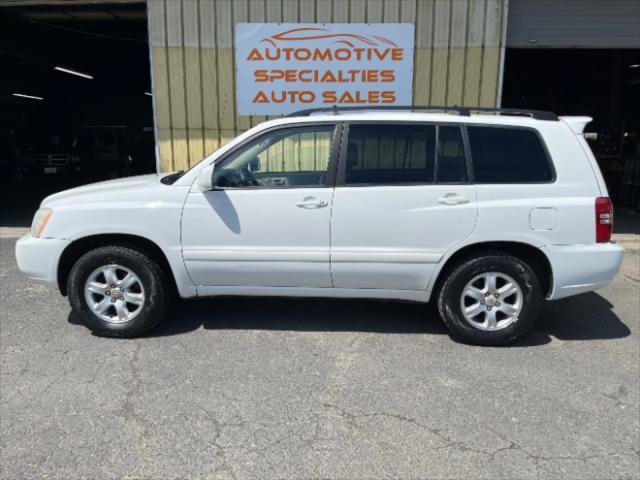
xmin=286 ymin=105 xmax=559 ymax=121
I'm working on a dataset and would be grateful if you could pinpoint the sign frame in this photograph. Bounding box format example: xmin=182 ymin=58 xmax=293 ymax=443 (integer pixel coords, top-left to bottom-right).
xmin=235 ymin=23 xmax=415 ymax=116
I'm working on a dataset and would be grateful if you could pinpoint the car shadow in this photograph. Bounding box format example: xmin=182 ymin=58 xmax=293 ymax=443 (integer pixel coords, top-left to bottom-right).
xmin=68 ymin=291 xmax=631 ymax=346
xmin=155 ymin=297 xmax=449 ymax=336
xmin=203 ymin=190 xmax=242 ymax=234
xmin=514 ymin=291 xmax=632 ymax=346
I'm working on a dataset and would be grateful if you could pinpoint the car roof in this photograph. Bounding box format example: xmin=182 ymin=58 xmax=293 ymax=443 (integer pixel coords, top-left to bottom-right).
xmin=264 ymin=111 xmax=560 ymax=129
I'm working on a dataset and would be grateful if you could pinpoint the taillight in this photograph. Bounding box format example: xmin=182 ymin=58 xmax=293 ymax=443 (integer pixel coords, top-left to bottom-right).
xmin=595 ymin=197 xmax=613 ymax=243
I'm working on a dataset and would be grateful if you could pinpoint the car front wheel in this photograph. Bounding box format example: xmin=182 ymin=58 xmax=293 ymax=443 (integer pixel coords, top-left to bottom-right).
xmin=437 ymin=251 xmax=542 ymax=346
xmin=68 ymin=245 xmax=169 ymax=337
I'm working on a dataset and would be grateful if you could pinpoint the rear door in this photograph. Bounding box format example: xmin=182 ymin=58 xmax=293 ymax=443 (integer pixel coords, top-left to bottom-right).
xmin=330 ymin=122 xmax=477 ymax=291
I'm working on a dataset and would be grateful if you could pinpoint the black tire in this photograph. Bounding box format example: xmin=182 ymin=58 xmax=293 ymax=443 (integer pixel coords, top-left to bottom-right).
xmin=67 ymin=245 xmax=169 ymax=338
xmin=436 ymin=251 xmax=542 ymax=346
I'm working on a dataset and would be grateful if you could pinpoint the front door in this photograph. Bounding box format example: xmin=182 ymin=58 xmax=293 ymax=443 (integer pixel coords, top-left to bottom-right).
xmin=331 ymin=122 xmax=478 ymax=291
xmin=181 ymin=123 xmax=340 ymax=288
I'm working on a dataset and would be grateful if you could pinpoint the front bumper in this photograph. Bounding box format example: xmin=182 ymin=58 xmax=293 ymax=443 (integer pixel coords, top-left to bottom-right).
xmin=543 ymin=243 xmax=624 ymax=300
xmin=15 ymin=234 xmax=69 ymax=289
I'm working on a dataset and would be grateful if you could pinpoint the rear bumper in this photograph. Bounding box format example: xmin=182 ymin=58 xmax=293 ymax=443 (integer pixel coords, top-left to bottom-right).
xmin=15 ymin=234 xmax=69 ymax=289
xmin=543 ymin=243 xmax=624 ymax=300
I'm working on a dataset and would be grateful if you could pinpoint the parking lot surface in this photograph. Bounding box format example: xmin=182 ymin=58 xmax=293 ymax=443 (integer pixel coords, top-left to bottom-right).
xmin=1 ymin=237 xmax=639 ymax=479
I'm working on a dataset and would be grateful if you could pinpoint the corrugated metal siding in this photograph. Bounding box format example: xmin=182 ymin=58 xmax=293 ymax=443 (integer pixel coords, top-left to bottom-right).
xmin=147 ymin=0 xmax=507 ymax=172
xmin=507 ymin=0 xmax=640 ymax=48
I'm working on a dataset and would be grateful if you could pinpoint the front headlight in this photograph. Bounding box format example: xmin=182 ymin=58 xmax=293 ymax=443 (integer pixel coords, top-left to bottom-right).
xmin=31 ymin=208 xmax=53 ymax=237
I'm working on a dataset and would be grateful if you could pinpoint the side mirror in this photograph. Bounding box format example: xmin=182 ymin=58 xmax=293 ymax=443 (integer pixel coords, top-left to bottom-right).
xmin=197 ymin=164 xmax=214 ymax=191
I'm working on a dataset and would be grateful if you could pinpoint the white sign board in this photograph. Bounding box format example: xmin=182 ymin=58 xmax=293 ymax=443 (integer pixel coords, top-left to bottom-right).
xmin=235 ymin=23 xmax=414 ymax=115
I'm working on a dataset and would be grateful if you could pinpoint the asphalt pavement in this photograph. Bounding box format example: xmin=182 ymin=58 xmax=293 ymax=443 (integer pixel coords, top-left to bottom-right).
xmin=1 ymin=237 xmax=638 ymax=479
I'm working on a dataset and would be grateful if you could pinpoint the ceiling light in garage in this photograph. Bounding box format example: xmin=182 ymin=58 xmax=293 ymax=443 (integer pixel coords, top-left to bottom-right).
xmin=13 ymin=93 xmax=43 ymax=101
xmin=144 ymin=92 xmax=152 ymax=96
xmin=629 ymin=64 xmax=640 ymax=68
xmin=54 ymin=66 xmax=94 ymax=79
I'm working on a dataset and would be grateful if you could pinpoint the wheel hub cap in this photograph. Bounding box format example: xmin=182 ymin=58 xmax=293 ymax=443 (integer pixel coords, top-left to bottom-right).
xmin=459 ymin=272 xmax=523 ymax=332
xmin=108 ymin=287 xmax=124 ymax=301
xmin=84 ymin=264 xmax=145 ymax=324
xmin=485 ymin=296 xmax=497 ymax=307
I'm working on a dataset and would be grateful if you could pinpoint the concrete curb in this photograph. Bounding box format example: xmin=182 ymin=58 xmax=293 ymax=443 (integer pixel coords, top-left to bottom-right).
xmin=613 ymin=234 xmax=640 ymax=254
xmin=0 ymin=227 xmax=29 ymax=239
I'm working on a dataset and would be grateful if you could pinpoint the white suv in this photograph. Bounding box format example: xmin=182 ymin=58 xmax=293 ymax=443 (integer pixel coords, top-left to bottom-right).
xmin=16 ymin=107 xmax=623 ymax=345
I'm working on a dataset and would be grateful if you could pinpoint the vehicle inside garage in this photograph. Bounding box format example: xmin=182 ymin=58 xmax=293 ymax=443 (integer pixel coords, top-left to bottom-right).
xmin=0 ymin=0 xmax=154 ymax=226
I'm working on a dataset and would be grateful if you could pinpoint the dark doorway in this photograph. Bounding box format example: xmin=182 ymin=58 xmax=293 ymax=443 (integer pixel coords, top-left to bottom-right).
xmin=0 ymin=2 xmax=155 ymax=227
xmin=502 ymin=48 xmax=640 ymax=208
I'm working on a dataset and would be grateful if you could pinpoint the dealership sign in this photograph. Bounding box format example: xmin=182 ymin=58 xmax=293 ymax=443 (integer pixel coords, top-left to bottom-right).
xmin=235 ymin=23 xmax=414 ymax=115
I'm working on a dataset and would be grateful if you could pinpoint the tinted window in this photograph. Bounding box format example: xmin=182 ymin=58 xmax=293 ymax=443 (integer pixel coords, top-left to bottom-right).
xmin=213 ymin=125 xmax=336 ymax=188
xmin=437 ymin=126 xmax=467 ymax=182
xmin=345 ymin=124 xmax=436 ymax=184
xmin=468 ymin=126 xmax=553 ymax=183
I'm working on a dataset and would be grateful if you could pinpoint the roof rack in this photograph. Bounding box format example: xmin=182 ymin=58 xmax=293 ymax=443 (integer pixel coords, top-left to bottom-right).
xmin=286 ymin=105 xmax=558 ymax=121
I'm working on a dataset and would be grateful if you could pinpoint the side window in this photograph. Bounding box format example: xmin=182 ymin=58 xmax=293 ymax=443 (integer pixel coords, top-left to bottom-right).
xmin=345 ymin=124 xmax=436 ymax=185
xmin=213 ymin=125 xmax=336 ymax=188
xmin=468 ymin=126 xmax=553 ymax=183
xmin=437 ymin=126 xmax=467 ymax=183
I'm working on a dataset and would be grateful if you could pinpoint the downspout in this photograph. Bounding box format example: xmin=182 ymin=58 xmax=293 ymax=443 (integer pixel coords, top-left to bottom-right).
xmin=146 ymin=0 xmax=161 ymax=174
xmin=496 ymin=0 xmax=509 ymax=107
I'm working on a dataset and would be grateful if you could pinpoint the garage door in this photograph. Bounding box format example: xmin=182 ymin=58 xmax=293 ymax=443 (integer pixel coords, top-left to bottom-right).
xmin=507 ymin=0 xmax=640 ymax=48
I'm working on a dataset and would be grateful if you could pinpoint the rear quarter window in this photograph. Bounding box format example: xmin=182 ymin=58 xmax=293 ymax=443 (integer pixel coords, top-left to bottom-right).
xmin=467 ymin=126 xmax=553 ymax=183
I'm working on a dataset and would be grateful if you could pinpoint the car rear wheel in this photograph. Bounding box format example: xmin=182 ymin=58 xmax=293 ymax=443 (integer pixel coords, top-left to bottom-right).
xmin=437 ymin=251 xmax=542 ymax=346
xmin=68 ymin=245 xmax=169 ymax=337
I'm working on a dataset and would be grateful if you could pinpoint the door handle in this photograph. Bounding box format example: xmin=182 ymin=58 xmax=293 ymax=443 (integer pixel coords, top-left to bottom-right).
xmin=296 ymin=197 xmax=328 ymax=209
xmin=438 ymin=193 xmax=470 ymax=206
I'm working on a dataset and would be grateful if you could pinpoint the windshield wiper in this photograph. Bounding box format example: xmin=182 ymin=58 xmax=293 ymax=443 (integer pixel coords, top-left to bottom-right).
xmin=161 ymin=170 xmax=185 ymax=185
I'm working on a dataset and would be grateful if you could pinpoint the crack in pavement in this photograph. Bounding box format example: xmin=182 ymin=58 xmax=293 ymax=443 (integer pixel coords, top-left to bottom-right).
xmin=321 ymin=402 xmax=640 ymax=480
